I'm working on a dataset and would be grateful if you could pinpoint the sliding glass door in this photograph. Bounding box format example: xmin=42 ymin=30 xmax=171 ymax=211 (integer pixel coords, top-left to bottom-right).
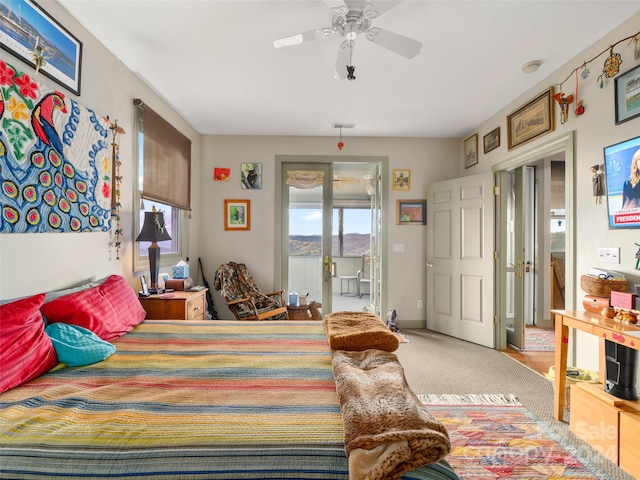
xmin=281 ymin=163 xmax=333 ymax=311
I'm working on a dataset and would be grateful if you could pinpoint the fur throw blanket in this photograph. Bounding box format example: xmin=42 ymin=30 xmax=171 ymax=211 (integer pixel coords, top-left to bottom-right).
xmin=332 ymin=349 xmax=451 ymax=480
xmin=324 ymin=311 xmax=399 ymax=352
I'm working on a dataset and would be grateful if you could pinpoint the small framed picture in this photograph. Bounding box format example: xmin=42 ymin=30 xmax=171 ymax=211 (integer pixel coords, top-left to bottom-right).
xmin=392 ymin=169 xmax=410 ymax=190
xmin=615 ymin=64 xmax=640 ymax=125
xmin=464 ymin=134 xmax=478 ymax=168
xmin=214 ymin=167 xmax=230 ymax=181
xmin=396 ymin=199 xmax=426 ymax=225
xmin=483 ymin=127 xmax=500 ymax=154
xmin=241 ymin=163 xmax=262 ymax=189
xmin=224 ymin=199 xmax=250 ymax=231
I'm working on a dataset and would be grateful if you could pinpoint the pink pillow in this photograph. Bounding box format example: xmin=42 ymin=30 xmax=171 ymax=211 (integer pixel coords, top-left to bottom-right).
xmin=0 ymin=293 xmax=58 ymax=393
xmin=41 ymin=275 xmax=146 ymax=341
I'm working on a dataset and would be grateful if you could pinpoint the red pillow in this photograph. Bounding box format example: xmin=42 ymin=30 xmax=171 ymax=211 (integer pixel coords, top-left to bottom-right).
xmin=41 ymin=275 xmax=146 ymax=341
xmin=0 ymin=293 xmax=58 ymax=393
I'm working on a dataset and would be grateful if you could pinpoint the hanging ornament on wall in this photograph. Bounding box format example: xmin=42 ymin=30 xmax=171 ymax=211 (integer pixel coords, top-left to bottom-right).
xmin=580 ymin=63 xmax=590 ymax=80
xmin=337 ymin=127 xmax=344 ymax=150
xmin=553 ymin=92 xmax=573 ymax=124
xmin=603 ymin=47 xmax=622 ymax=78
xmin=107 ymin=116 xmax=125 ymax=260
xmin=556 ymin=30 xmax=639 ymax=96
xmin=574 ymin=70 xmax=585 ymax=117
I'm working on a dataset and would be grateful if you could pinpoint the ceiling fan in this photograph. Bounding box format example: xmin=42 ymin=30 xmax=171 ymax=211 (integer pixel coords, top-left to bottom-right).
xmin=273 ymin=0 xmax=422 ymax=81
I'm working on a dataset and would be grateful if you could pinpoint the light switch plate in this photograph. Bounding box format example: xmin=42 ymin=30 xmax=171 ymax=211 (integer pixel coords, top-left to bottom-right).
xmin=392 ymin=243 xmax=405 ymax=252
xmin=597 ymin=247 xmax=620 ymax=264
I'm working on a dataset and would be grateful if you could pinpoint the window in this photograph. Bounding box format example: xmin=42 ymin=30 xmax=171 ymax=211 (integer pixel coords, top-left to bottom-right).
xmin=288 ymin=206 xmax=369 ymax=257
xmin=339 ymin=207 xmax=371 ymax=257
xmin=133 ymin=100 xmax=191 ymax=273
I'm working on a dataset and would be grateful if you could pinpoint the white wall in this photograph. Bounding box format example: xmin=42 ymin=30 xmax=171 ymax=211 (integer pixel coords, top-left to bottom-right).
xmin=0 ymin=1 xmax=203 ymax=299
xmin=199 ymin=135 xmax=459 ymax=321
xmin=461 ymin=12 xmax=640 ymax=370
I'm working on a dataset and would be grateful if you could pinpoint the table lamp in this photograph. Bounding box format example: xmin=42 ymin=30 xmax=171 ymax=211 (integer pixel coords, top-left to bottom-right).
xmin=136 ymin=206 xmax=171 ymax=294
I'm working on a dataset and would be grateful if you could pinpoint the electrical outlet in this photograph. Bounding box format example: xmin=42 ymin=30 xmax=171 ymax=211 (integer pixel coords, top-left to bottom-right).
xmin=417 ymin=300 xmax=422 ymax=308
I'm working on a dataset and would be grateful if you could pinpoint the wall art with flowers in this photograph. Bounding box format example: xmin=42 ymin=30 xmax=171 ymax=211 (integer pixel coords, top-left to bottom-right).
xmin=0 ymin=61 xmax=111 ymax=233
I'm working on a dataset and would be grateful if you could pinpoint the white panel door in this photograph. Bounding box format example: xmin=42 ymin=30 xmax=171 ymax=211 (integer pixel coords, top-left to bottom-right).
xmin=426 ymin=172 xmax=495 ymax=348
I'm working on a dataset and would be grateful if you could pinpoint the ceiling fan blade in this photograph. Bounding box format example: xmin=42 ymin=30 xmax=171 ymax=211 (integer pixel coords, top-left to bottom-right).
xmin=365 ymin=27 xmax=422 ymax=58
xmin=323 ymin=0 xmax=348 ymax=17
xmin=334 ymin=40 xmax=354 ymax=80
xmin=343 ymin=0 xmax=370 ymax=10
xmin=273 ymin=27 xmax=335 ymax=48
xmin=365 ymin=0 xmax=404 ymax=18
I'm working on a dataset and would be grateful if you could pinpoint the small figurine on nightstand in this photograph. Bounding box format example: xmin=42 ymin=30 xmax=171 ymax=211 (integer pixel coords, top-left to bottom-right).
xmin=591 ymin=164 xmax=604 ymax=204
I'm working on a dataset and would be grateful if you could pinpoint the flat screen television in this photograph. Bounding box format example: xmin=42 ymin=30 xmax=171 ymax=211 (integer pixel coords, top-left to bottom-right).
xmin=604 ymin=135 xmax=640 ymax=229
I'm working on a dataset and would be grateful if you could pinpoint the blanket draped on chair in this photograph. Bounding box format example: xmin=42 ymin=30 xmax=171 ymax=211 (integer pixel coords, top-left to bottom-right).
xmin=332 ymin=349 xmax=451 ymax=480
xmin=213 ymin=262 xmax=286 ymax=319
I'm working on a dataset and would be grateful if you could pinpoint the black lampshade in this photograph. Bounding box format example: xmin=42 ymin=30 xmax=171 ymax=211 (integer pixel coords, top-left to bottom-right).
xmin=136 ymin=211 xmax=172 ymax=243
xmin=136 ymin=210 xmax=172 ymax=292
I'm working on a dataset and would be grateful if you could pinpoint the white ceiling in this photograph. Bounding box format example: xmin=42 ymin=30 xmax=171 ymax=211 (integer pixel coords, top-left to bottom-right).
xmin=58 ymin=0 xmax=640 ymax=139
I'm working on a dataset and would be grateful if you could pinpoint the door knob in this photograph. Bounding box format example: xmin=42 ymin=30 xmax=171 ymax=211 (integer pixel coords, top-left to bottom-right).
xmin=427 ymin=262 xmax=433 ymax=268
xmin=509 ymin=259 xmax=523 ymax=277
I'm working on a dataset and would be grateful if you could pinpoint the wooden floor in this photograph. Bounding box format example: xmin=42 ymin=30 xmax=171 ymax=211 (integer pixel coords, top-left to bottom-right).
xmin=501 ymin=327 xmax=555 ymax=376
xmin=502 ymin=347 xmax=554 ymax=376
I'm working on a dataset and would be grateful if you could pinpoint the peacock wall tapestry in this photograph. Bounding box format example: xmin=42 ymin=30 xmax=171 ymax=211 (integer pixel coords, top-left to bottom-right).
xmin=0 ymin=61 xmax=111 ymax=233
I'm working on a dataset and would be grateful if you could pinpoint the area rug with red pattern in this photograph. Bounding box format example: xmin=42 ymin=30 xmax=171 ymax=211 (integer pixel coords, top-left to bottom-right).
xmin=525 ymin=328 xmax=555 ymax=351
xmin=418 ymin=394 xmax=611 ymax=479
xmin=509 ymin=328 xmax=555 ymax=352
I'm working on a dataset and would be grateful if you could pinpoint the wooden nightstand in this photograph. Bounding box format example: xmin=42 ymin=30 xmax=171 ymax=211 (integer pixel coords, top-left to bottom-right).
xmin=139 ymin=289 xmax=207 ymax=320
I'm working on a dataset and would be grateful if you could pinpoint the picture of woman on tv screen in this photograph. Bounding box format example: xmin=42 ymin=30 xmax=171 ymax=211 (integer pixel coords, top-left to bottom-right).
xmin=621 ymin=149 xmax=640 ymax=210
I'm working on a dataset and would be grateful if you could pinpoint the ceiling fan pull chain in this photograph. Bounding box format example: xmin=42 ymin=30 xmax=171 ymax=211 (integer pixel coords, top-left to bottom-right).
xmin=347 ymin=24 xmax=356 ymax=81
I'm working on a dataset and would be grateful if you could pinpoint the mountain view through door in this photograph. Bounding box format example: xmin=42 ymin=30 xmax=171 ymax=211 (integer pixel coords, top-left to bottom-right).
xmin=289 ymin=212 xmax=370 ymax=256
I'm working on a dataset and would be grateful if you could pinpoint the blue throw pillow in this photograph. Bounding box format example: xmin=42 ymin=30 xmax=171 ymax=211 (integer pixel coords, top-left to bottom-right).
xmin=45 ymin=323 xmax=116 ymax=367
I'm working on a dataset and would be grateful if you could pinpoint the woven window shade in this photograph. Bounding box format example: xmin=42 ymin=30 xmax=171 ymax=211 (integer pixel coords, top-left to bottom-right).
xmin=137 ymin=100 xmax=191 ymax=210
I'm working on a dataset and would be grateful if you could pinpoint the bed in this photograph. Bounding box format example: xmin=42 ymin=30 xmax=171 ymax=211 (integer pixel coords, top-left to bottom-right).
xmin=0 ymin=278 xmax=458 ymax=479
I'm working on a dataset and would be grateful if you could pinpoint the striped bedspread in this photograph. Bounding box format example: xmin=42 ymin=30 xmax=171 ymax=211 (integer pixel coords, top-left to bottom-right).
xmin=0 ymin=320 xmax=458 ymax=479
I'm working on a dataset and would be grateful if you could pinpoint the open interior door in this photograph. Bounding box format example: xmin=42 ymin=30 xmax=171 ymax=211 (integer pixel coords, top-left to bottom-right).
xmin=426 ymin=172 xmax=495 ymax=348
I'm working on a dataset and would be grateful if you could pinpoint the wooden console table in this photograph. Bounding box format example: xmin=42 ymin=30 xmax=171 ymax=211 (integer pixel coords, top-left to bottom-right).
xmin=551 ymin=309 xmax=640 ymax=421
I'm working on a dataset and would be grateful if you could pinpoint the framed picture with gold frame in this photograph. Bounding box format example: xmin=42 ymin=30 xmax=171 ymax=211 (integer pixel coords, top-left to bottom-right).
xmin=483 ymin=127 xmax=500 ymax=154
xmin=507 ymin=87 xmax=555 ymax=150
xmin=396 ymin=199 xmax=426 ymax=225
xmin=392 ymin=169 xmax=410 ymax=190
xmin=464 ymin=134 xmax=478 ymax=168
xmin=224 ymin=199 xmax=250 ymax=231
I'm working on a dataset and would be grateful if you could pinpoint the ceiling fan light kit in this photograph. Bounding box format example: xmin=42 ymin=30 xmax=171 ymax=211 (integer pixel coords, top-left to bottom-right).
xmin=272 ymin=0 xmax=422 ymax=81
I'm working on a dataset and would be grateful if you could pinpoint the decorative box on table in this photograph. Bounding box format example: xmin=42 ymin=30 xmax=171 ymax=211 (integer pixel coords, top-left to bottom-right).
xmin=611 ymin=291 xmax=635 ymax=310
xmin=165 ymin=277 xmax=193 ymax=291
xmin=172 ymin=263 xmax=189 ymax=279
